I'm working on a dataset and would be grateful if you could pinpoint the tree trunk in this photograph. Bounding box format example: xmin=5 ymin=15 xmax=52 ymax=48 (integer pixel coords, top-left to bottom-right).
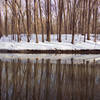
xmin=94 ymin=4 xmax=98 ymax=42
xmin=34 ymin=0 xmax=38 ymax=43
xmin=87 ymin=0 xmax=91 ymax=40
xmin=46 ymin=0 xmax=51 ymax=42
xmin=26 ymin=0 xmax=30 ymax=42
xmin=72 ymin=0 xmax=76 ymax=44
xmin=58 ymin=0 xmax=63 ymax=42
xmin=5 ymin=0 xmax=8 ymax=36
xmin=38 ymin=0 xmax=44 ymax=42
xmin=17 ymin=0 xmax=21 ymax=42
xmin=0 ymin=10 xmax=2 ymax=38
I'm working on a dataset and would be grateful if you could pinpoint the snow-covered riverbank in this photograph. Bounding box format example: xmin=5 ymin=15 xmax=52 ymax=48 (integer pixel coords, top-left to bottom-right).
xmin=0 ymin=34 xmax=100 ymax=50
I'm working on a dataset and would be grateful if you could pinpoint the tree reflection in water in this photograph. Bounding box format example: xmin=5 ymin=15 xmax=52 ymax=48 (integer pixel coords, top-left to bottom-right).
xmin=0 ymin=58 xmax=100 ymax=100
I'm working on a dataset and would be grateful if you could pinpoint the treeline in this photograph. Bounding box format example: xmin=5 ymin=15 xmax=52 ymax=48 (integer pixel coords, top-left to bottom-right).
xmin=0 ymin=0 xmax=100 ymax=43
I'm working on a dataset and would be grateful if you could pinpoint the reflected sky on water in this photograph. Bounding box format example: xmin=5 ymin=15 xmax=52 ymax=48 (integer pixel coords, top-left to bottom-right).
xmin=0 ymin=54 xmax=100 ymax=100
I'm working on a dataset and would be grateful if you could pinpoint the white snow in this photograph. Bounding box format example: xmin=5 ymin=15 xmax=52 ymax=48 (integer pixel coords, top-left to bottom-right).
xmin=0 ymin=34 xmax=100 ymax=50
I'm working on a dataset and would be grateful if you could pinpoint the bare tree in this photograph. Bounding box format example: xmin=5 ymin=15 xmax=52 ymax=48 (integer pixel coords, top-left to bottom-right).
xmin=46 ymin=0 xmax=51 ymax=42
xmin=0 ymin=9 xmax=2 ymax=38
xmin=87 ymin=0 xmax=91 ymax=40
xmin=72 ymin=0 xmax=76 ymax=44
xmin=26 ymin=0 xmax=30 ymax=42
xmin=5 ymin=0 xmax=8 ymax=36
xmin=38 ymin=0 xmax=44 ymax=42
xmin=11 ymin=0 xmax=18 ymax=40
xmin=34 ymin=0 xmax=38 ymax=43
xmin=94 ymin=1 xmax=98 ymax=42
xmin=58 ymin=0 xmax=63 ymax=42
xmin=17 ymin=0 xmax=22 ymax=42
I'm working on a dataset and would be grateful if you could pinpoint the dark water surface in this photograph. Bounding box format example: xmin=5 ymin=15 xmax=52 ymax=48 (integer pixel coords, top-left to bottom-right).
xmin=0 ymin=56 xmax=100 ymax=100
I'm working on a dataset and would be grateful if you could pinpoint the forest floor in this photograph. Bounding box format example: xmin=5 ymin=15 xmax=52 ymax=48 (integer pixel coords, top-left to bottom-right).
xmin=0 ymin=34 xmax=100 ymax=54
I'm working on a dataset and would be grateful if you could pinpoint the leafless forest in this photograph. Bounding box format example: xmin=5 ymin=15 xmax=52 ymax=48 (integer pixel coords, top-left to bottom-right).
xmin=0 ymin=0 xmax=100 ymax=43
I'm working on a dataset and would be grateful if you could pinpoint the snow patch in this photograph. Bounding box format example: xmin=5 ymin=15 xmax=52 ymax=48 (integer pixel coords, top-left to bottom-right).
xmin=0 ymin=34 xmax=100 ymax=50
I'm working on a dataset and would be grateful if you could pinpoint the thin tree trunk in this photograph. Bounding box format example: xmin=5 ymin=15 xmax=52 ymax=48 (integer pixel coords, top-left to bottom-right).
xmin=0 ymin=10 xmax=2 ymax=38
xmin=72 ymin=0 xmax=76 ymax=44
xmin=17 ymin=0 xmax=21 ymax=42
xmin=5 ymin=0 xmax=8 ymax=36
xmin=46 ymin=0 xmax=51 ymax=42
xmin=63 ymin=0 xmax=67 ymax=36
xmin=26 ymin=0 xmax=30 ymax=42
xmin=58 ymin=0 xmax=63 ymax=42
xmin=50 ymin=0 xmax=53 ymax=35
xmin=87 ymin=0 xmax=91 ymax=40
xmin=38 ymin=0 xmax=44 ymax=42
xmin=34 ymin=0 xmax=38 ymax=43
xmin=94 ymin=4 xmax=98 ymax=42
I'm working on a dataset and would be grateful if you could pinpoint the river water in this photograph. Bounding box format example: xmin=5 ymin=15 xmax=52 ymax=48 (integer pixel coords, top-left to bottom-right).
xmin=0 ymin=54 xmax=100 ymax=100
